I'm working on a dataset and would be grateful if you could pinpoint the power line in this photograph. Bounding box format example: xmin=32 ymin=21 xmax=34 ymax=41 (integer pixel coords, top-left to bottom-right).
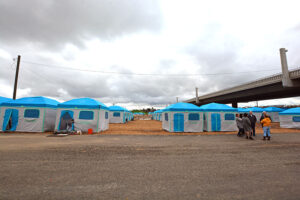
xmin=21 ymin=60 xmax=283 ymax=77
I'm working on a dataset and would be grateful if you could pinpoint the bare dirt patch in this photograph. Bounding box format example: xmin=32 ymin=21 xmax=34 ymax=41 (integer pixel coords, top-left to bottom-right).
xmin=101 ymin=120 xmax=300 ymax=136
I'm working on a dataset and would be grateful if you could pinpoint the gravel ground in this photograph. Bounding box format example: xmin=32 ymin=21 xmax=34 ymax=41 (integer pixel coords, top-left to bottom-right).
xmin=0 ymin=133 xmax=300 ymax=200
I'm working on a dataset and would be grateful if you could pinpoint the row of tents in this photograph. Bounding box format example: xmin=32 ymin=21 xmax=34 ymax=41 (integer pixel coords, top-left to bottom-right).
xmin=0 ymin=96 xmax=133 ymax=133
xmin=151 ymin=102 xmax=300 ymax=132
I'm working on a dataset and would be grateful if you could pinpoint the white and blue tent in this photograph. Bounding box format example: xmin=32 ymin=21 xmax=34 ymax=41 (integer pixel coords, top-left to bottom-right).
xmin=279 ymin=107 xmax=300 ymax=129
xmin=55 ymin=98 xmax=109 ymax=133
xmin=154 ymin=110 xmax=163 ymax=121
xmin=248 ymin=107 xmax=264 ymax=121
xmin=124 ymin=109 xmax=133 ymax=122
xmin=109 ymin=105 xmax=129 ymax=124
xmin=162 ymin=102 xmax=203 ymax=132
xmin=200 ymin=103 xmax=238 ymax=132
xmin=264 ymin=107 xmax=284 ymax=122
xmin=0 ymin=96 xmax=59 ymax=132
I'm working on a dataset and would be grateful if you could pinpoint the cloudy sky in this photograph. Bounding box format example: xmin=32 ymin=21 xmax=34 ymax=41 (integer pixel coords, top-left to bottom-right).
xmin=1 ymin=0 xmax=300 ymax=109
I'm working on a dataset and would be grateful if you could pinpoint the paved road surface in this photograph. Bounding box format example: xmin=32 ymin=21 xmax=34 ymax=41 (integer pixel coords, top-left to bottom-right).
xmin=0 ymin=133 xmax=300 ymax=199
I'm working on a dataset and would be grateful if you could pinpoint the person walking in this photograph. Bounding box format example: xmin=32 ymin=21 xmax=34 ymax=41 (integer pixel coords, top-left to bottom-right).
xmin=236 ymin=113 xmax=244 ymax=137
xmin=248 ymin=111 xmax=257 ymax=136
xmin=261 ymin=114 xmax=272 ymax=140
xmin=243 ymin=113 xmax=253 ymax=140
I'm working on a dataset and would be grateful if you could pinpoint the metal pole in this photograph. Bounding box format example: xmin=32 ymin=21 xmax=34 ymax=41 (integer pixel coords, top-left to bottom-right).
xmin=13 ymin=55 xmax=21 ymax=99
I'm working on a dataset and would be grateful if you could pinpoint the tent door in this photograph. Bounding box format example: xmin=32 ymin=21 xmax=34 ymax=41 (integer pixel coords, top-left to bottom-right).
xmin=211 ymin=113 xmax=221 ymax=131
xmin=59 ymin=110 xmax=74 ymax=131
xmin=2 ymin=109 xmax=19 ymax=131
xmin=174 ymin=113 xmax=184 ymax=132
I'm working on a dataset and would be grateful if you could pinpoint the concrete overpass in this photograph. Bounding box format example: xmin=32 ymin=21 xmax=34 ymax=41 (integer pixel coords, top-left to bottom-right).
xmin=185 ymin=48 xmax=300 ymax=107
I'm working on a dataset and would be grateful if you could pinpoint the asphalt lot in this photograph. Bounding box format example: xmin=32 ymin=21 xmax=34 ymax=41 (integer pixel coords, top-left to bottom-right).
xmin=0 ymin=133 xmax=300 ymax=200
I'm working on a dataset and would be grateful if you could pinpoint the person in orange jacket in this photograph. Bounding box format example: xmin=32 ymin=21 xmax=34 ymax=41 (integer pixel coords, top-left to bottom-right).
xmin=261 ymin=114 xmax=271 ymax=140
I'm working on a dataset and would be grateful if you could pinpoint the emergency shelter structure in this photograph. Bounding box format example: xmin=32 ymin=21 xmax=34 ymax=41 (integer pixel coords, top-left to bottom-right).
xmin=154 ymin=110 xmax=162 ymax=121
xmin=162 ymin=102 xmax=203 ymax=132
xmin=200 ymin=103 xmax=238 ymax=132
xmin=0 ymin=96 xmax=59 ymax=132
xmin=279 ymin=107 xmax=300 ymax=129
xmin=109 ymin=105 xmax=129 ymax=124
xmin=54 ymin=98 xmax=109 ymax=133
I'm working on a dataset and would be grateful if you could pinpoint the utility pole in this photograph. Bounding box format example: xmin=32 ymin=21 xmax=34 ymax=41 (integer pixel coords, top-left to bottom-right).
xmin=13 ymin=55 xmax=21 ymax=100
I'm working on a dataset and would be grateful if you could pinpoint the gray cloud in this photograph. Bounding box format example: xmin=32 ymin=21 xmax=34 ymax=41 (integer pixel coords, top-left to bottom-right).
xmin=1 ymin=1 xmax=300 ymax=108
xmin=1 ymin=55 xmax=205 ymax=105
xmin=0 ymin=0 xmax=162 ymax=49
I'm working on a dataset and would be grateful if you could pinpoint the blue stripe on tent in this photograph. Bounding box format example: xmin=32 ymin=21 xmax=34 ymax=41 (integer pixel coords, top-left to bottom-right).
xmin=109 ymin=105 xmax=127 ymax=111
xmin=199 ymin=103 xmax=237 ymax=112
xmin=58 ymin=98 xmax=108 ymax=110
xmin=264 ymin=107 xmax=285 ymax=112
xmin=2 ymin=96 xmax=59 ymax=108
xmin=279 ymin=107 xmax=300 ymax=115
xmin=174 ymin=113 xmax=184 ymax=132
xmin=247 ymin=107 xmax=264 ymax=112
xmin=163 ymin=102 xmax=202 ymax=112
xmin=58 ymin=110 xmax=74 ymax=131
xmin=0 ymin=96 xmax=11 ymax=105
xmin=2 ymin=109 xmax=19 ymax=131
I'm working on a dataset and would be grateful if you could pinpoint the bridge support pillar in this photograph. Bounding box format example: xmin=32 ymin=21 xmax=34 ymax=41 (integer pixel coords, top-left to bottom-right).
xmin=232 ymin=102 xmax=238 ymax=108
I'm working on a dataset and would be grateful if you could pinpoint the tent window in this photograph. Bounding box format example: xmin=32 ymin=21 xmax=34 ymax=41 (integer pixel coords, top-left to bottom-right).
xmin=105 ymin=112 xmax=108 ymax=119
xmin=24 ymin=109 xmax=40 ymax=118
xmin=189 ymin=113 xmax=200 ymax=121
xmin=79 ymin=111 xmax=94 ymax=120
xmin=113 ymin=112 xmax=120 ymax=117
xmin=225 ymin=113 xmax=235 ymax=120
xmin=292 ymin=116 xmax=300 ymax=122
xmin=165 ymin=113 xmax=168 ymax=121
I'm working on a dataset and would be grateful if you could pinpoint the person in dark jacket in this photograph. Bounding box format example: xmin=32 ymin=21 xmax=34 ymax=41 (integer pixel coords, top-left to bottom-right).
xmin=243 ymin=113 xmax=253 ymax=140
xmin=248 ymin=111 xmax=257 ymax=136
xmin=260 ymin=111 xmax=266 ymax=121
xmin=260 ymin=111 xmax=267 ymax=127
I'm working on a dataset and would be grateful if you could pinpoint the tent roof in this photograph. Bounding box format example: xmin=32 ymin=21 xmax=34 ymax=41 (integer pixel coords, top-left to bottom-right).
xmin=199 ymin=103 xmax=236 ymax=112
xmin=1 ymin=96 xmax=59 ymax=108
xmin=58 ymin=98 xmax=108 ymax=109
xmin=134 ymin=112 xmax=144 ymax=115
xmin=163 ymin=102 xmax=202 ymax=112
xmin=237 ymin=107 xmax=249 ymax=112
xmin=109 ymin=105 xmax=128 ymax=111
xmin=264 ymin=107 xmax=285 ymax=112
xmin=0 ymin=96 xmax=11 ymax=105
xmin=248 ymin=107 xmax=264 ymax=112
xmin=279 ymin=107 xmax=300 ymax=115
